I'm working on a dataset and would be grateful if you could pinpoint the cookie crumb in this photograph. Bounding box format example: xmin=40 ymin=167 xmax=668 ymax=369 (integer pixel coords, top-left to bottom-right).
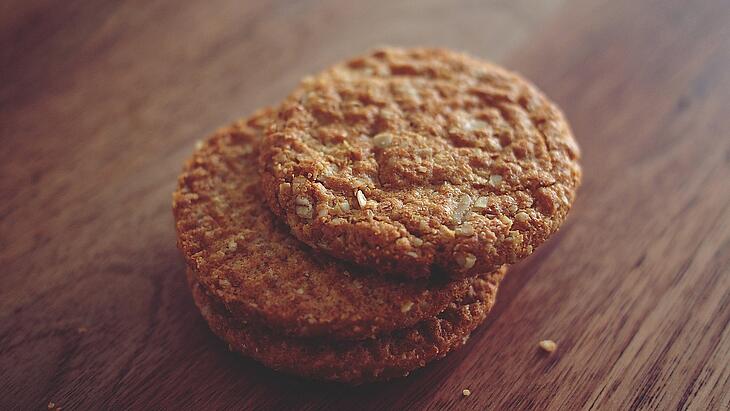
xmin=539 ymin=339 xmax=557 ymax=353
xmin=278 ymin=182 xmax=291 ymax=196
xmin=296 ymin=204 xmax=313 ymax=219
xmin=455 ymin=222 xmax=475 ymax=237
xmin=473 ymin=196 xmax=488 ymax=210
xmin=515 ymin=211 xmax=530 ymax=223
xmin=463 ymin=118 xmax=487 ymax=131
xmin=47 ymin=402 xmax=55 ymax=409
xmin=401 ymin=301 xmax=414 ymax=313
xmin=372 ymin=132 xmax=393 ymax=148
xmin=462 ymin=389 xmax=471 ymax=397
xmin=456 ymin=253 xmax=477 ymax=269
xmin=356 ymin=190 xmax=367 ymax=208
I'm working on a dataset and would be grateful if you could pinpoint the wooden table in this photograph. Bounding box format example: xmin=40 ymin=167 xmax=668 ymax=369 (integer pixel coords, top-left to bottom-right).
xmin=2 ymin=0 xmax=729 ymax=409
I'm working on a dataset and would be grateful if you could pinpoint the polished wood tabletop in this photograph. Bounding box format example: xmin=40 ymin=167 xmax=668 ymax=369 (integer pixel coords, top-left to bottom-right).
xmin=1 ymin=0 xmax=729 ymax=409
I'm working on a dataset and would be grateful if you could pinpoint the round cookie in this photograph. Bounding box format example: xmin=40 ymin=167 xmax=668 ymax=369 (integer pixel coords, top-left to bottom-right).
xmin=188 ymin=265 xmax=505 ymax=384
xmin=259 ymin=47 xmax=581 ymax=279
xmin=173 ymin=110 xmax=503 ymax=341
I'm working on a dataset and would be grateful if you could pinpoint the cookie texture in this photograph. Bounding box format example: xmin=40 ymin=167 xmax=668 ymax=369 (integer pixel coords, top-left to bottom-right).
xmin=188 ymin=266 xmax=504 ymax=384
xmin=259 ymin=47 xmax=581 ymax=279
xmin=173 ymin=110 xmax=502 ymax=340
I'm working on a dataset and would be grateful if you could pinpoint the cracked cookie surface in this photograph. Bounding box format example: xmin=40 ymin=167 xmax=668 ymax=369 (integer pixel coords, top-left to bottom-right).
xmin=260 ymin=47 xmax=581 ymax=279
xmin=188 ymin=265 xmax=504 ymax=384
xmin=173 ymin=110 xmax=504 ymax=340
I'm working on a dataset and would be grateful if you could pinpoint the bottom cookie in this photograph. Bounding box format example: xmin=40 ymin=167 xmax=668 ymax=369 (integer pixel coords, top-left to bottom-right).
xmin=188 ymin=266 xmax=505 ymax=384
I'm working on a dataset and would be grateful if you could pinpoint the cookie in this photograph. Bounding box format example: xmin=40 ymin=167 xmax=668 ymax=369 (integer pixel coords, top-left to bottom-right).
xmin=259 ymin=47 xmax=581 ymax=279
xmin=173 ymin=110 xmax=504 ymax=340
xmin=188 ymin=265 xmax=505 ymax=384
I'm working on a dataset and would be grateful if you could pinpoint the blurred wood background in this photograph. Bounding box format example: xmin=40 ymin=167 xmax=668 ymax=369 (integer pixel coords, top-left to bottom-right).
xmin=1 ymin=0 xmax=729 ymax=409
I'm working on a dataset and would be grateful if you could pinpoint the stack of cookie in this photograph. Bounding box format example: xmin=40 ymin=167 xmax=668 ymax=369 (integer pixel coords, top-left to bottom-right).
xmin=173 ymin=48 xmax=581 ymax=384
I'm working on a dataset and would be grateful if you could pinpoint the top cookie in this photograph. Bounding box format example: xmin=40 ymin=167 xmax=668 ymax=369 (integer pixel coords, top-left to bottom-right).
xmin=173 ymin=110 xmax=501 ymax=341
xmin=259 ymin=47 xmax=581 ymax=279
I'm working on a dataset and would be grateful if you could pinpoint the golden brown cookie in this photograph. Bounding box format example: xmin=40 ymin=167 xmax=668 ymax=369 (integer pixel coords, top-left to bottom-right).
xmin=259 ymin=47 xmax=581 ymax=279
xmin=188 ymin=265 xmax=504 ymax=384
xmin=173 ymin=111 xmax=504 ymax=340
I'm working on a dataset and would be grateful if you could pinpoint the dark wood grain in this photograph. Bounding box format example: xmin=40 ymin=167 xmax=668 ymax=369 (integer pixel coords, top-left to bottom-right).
xmin=1 ymin=0 xmax=729 ymax=409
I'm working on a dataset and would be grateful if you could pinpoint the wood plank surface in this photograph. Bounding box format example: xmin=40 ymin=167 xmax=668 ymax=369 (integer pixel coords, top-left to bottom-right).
xmin=1 ymin=0 xmax=729 ymax=409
